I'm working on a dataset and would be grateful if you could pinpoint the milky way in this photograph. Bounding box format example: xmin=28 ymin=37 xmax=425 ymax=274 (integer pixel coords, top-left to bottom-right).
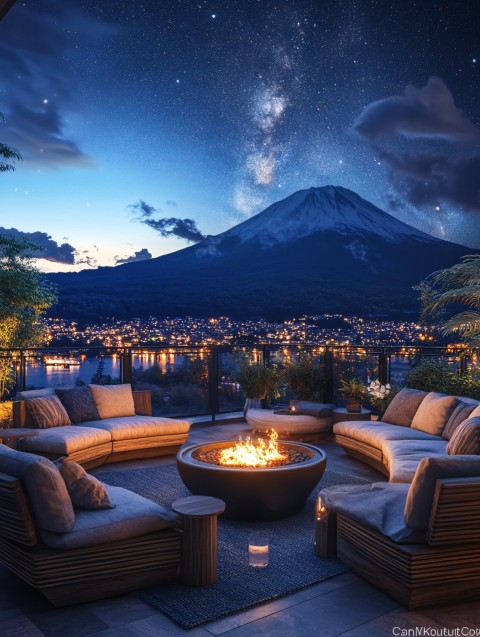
xmin=0 ymin=0 xmax=479 ymax=271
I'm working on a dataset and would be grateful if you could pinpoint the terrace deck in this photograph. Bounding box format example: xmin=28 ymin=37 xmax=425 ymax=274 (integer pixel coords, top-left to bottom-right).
xmin=1 ymin=420 xmax=478 ymax=636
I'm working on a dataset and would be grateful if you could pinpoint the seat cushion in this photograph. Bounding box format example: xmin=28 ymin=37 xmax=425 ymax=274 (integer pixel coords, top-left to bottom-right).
xmin=78 ymin=414 xmax=191 ymax=441
xmin=246 ymin=408 xmax=331 ymax=434
xmin=320 ymin=482 xmax=425 ymax=543
xmin=39 ymin=485 xmax=180 ymax=550
xmin=334 ymin=420 xmax=439 ymax=450
xmin=59 ymin=460 xmax=114 ymax=510
xmin=447 ymin=417 xmax=480 ymax=455
xmin=0 ymin=445 xmax=74 ymax=533
xmin=404 ymin=455 xmax=480 ymax=530
xmin=381 ymin=388 xmax=427 ymax=427
xmin=26 ymin=395 xmax=72 ymax=429
xmin=18 ymin=426 xmax=111 ymax=455
xmin=382 ymin=439 xmax=448 ymax=483
xmin=411 ymin=392 xmax=457 ymax=436
xmin=55 ymin=386 xmax=101 ymax=424
xmin=443 ymin=400 xmax=478 ymax=440
xmin=89 ymin=384 xmax=135 ymax=419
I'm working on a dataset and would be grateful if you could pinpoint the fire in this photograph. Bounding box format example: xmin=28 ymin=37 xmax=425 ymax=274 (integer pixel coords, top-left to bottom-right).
xmin=219 ymin=430 xmax=286 ymax=468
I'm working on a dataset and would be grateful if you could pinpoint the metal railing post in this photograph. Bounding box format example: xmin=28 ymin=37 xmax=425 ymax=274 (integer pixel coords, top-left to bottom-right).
xmin=208 ymin=346 xmax=219 ymax=421
xmin=324 ymin=347 xmax=334 ymax=403
xmin=378 ymin=348 xmax=389 ymax=384
xmin=122 ymin=348 xmax=133 ymax=385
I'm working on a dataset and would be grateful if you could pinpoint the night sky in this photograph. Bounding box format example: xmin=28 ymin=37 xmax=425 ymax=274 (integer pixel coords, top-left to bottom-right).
xmin=1 ymin=0 xmax=479 ymax=272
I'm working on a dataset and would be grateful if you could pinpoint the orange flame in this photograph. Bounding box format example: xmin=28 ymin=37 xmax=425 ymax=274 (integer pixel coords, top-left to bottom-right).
xmin=219 ymin=430 xmax=286 ymax=468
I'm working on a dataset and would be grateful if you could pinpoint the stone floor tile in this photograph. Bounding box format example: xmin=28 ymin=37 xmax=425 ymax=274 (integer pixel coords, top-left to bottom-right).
xmin=0 ymin=614 xmax=45 ymax=637
xmin=87 ymin=595 xmax=158 ymax=627
xmin=26 ymin=606 xmax=109 ymax=637
xmin=338 ymin=608 xmax=446 ymax=637
xmin=420 ymin=601 xmax=480 ymax=627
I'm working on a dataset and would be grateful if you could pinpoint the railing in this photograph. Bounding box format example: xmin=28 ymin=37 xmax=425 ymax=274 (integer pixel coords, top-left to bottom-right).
xmin=1 ymin=343 xmax=476 ymax=420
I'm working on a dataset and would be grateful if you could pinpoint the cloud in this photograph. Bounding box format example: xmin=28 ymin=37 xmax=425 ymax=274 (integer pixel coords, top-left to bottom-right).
xmin=0 ymin=1 xmax=116 ymax=168
xmin=354 ymin=78 xmax=480 ymax=212
xmin=0 ymin=227 xmax=76 ymax=263
xmin=165 ymin=200 xmax=178 ymax=208
xmin=353 ymin=77 xmax=480 ymax=142
xmin=115 ymin=248 xmax=152 ymax=265
xmin=129 ymin=200 xmax=206 ymax=243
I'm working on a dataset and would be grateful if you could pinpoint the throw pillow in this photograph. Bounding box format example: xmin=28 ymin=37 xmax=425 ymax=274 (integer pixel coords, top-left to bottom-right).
xmin=381 ymin=388 xmax=427 ymax=427
xmin=447 ymin=417 xmax=480 ymax=455
xmin=411 ymin=392 xmax=456 ymax=436
xmin=469 ymin=404 xmax=480 ymax=418
xmin=16 ymin=387 xmax=55 ymax=400
xmin=89 ymin=383 xmax=135 ymax=419
xmin=55 ymin=386 xmax=100 ymax=424
xmin=442 ymin=401 xmax=477 ymax=440
xmin=26 ymin=394 xmax=71 ymax=429
xmin=59 ymin=461 xmax=114 ymax=509
xmin=0 ymin=445 xmax=75 ymax=533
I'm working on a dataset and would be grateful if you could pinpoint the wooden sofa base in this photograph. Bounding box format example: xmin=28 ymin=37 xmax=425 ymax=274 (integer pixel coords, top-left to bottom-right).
xmin=0 ymin=530 xmax=181 ymax=607
xmin=336 ymin=514 xmax=480 ymax=609
xmin=335 ymin=434 xmax=388 ymax=476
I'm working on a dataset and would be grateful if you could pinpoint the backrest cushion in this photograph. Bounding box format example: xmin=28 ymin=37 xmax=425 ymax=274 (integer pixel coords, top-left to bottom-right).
xmin=89 ymin=384 xmax=135 ymax=419
xmin=55 ymin=386 xmax=100 ymax=424
xmin=404 ymin=455 xmax=480 ymax=530
xmin=381 ymin=388 xmax=427 ymax=427
xmin=25 ymin=394 xmax=72 ymax=429
xmin=410 ymin=392 xmax=456 ymax=436
xmin=16 ymin=387 xmax=55 ymax=400
xmin=443 ymin=401 xmax=477 ymax=440
xmin=59 ymin=461 xmax=114 ymax=510
xmin=469 ymin=404 xmax=480 ymax=418
xmin=0 ymin=445 xmax=75 ymax=533
xmin=447 ymin=417 xmax=480 ymax=455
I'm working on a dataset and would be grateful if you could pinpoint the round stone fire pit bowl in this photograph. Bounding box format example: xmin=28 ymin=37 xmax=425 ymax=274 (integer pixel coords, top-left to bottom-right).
xmin=176 ymin=441 xmax=327 ymax=521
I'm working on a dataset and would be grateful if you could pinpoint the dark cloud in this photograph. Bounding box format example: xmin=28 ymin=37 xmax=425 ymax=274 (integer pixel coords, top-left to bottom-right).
xmin=353 ymin=77 xmax=480 ymax=142
xmin=129 ymin=200 xmax=206 ymax=243
xmin=354 ymin=78 xmax=480 ymax=212
xmin=115 ymin=248 xmax=152 ymax=265
xmin=165 ymin=200 xmax=178 ymax=208
xmin=0 ymin=227 xmax=76 ymax=263
xmin=0 ymin=1 xmax=116 ymax=168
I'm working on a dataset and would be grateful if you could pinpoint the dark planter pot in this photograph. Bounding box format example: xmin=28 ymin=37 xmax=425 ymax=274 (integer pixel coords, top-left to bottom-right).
xmin=177 ymin=441 xmax=327 ymax=521
xmin=345 ymin=399 xmax=363 ymax=413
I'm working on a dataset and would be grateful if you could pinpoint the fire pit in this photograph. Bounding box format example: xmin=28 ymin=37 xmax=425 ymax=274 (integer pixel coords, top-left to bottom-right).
xmin=176 ymin=432 xmax=327 ymax=521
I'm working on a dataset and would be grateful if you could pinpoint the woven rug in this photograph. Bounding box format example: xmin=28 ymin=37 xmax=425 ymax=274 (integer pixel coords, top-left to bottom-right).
xmin=95 ymin=463 xmax=370 ymax=629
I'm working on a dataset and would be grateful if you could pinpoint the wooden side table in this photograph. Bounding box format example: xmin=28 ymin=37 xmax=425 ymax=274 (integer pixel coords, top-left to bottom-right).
xmin=172 ymin=495 xmax=225 ymax=586
xmin=332 ymin=408 xmax=371 ymax=425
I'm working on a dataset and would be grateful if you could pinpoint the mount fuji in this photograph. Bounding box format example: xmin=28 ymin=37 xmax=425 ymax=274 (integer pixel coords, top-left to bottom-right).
xmin=50 ymin=186 xmax=474 ymax=321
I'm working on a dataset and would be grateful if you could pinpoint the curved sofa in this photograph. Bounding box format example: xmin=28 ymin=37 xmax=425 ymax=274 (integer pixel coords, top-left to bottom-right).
xmin=3 ymin=385 xmax=191 ymax=469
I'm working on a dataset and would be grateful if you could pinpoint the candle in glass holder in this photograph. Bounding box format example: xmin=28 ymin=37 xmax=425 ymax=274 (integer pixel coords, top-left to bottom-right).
xmin=290 ymin=404 xmax=296 ymax=414
xmin=248 ymin=532 xmax=269 ymax=567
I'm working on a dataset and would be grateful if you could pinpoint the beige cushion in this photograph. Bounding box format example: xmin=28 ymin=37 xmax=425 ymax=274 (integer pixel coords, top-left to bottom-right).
xmin=26 ymin=395 xmax=71 ymax=429
xmin=443 ymin=401 xmax=477 ymax=440
xmin=447 ymin=417 xmax=480 ymax=455
xmin=246 ymin=408 xmax=331 ymax=435
xmin=89 ymin=384 xmax=135 ymax=419
xmin=0 ymin=445 xmax=74 ymax=533
xmin=334 ymin=421 xmax=438 ymax=450
xmin=469 ymin=404 xmax=480 ymax=418
xmin=404 ymin=455 xmax=480 ymax=530
xmin=18 ymin=425 xmax=111 ymax=455
xmin=381 ymin=388 xmax=427 ymax=427
xmin=59 ymin=461 xmax=114 ymax=509
xmin=382 ymin=439 xmax=448 ymax=483
xmin=411 ymin=392 xmax=456 ymax=436
xmin=78 ymin=414 xmax=191 ymax=440
xmin=39 ymin=485 xmax=179 ymax=550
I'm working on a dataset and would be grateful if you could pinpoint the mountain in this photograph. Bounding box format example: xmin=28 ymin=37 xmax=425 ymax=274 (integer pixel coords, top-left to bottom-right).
xmin=49 ymin=186 xmax=475 ymax=321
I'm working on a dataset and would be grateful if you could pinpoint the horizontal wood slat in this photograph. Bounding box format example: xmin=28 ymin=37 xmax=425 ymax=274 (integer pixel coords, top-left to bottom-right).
xmin=428 ymin=477 xmax=480 ymax=546
xmin=112 ymin=434 xmax=188 ymax=453
xmin=0 ymin=473 xmax=37 ymax=546
xmin=334 ymin=435 xmax=387 ymax=475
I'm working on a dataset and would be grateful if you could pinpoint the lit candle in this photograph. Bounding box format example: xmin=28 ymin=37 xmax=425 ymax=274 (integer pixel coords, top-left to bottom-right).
xmin=290 ymin=404 xmax=296 ymax=414
xmin=315 ymin=495 xmax=327 ymax=520
xmin=249 ymin=533 xmax=269 ymax=567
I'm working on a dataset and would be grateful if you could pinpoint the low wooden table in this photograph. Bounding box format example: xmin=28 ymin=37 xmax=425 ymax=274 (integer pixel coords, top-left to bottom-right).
xmin=172 ymin=495 xmax=225 ymax=586
xmin=332 ymin=408 xmax=371 ymax=424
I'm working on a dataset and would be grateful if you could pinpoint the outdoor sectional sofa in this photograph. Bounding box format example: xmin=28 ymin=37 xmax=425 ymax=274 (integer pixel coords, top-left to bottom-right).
xmin=320 ymin=388 xmax=480 ymax=609
xmin=2 ymin=384 xmax=191 ymax=468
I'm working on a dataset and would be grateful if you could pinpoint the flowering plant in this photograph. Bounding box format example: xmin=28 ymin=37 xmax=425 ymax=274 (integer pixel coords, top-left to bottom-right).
xmin=367 ymin=380 xmax=397 ymax=417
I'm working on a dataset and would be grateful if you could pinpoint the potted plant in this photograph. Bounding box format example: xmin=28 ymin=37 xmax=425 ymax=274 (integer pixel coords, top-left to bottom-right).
xmin=236 ymin=361 xmax=281 ymax=416
xmin=282 ymin=354 xmax=327 ymax=401
xmin=367 ymin=379 xmax=399 ymax=418
xmin=339 ymin=378 xmax=366 ymax=413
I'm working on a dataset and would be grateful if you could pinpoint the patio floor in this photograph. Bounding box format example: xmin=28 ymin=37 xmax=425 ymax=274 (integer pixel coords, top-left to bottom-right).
xmin=2 ymin=421 xmax=479 ymax=636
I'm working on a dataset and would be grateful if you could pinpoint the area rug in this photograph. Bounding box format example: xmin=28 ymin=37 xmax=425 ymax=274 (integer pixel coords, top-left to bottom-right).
xmin=95 ymin=464 xmax=370 ymax=629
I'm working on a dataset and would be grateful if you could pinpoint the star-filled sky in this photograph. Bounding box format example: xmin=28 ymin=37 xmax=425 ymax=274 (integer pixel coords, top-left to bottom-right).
xmin=1 ymin=0 xmax=479 ymax=272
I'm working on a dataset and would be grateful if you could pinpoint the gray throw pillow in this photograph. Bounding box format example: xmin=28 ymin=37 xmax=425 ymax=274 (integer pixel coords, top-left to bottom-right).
xmin=381 ymin=388 xmax=427 ymax=427
xmin=26 ymin=394 xmax=71 ymax=429
xmin=404 ymin=455 xmax=480 ymax=530
xmin=0 ymin=445 xmax=75 ymax=533
xmin=59 ymin=461 xmax=114 ymax=509
xmin=55 ymin=386 xmax=100 ymax=424
xmin=443 ymin=401 xmax=477 ymax=440
xmin=447 ymin=417 xmax=480 ymax=455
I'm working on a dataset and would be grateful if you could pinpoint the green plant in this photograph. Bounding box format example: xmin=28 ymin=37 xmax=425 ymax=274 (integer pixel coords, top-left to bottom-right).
xmin=366 ymin=380 xmax=399 ymax=417
xmin=282 ymin=354 xmax=327 ymax=401
xmin=406 ymin=360 xmax=480 ymax=399
xmin=338 ymin=378 xmax=366 ymax=401
xmin=236 ymin=362 xmax=281 ymax=400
